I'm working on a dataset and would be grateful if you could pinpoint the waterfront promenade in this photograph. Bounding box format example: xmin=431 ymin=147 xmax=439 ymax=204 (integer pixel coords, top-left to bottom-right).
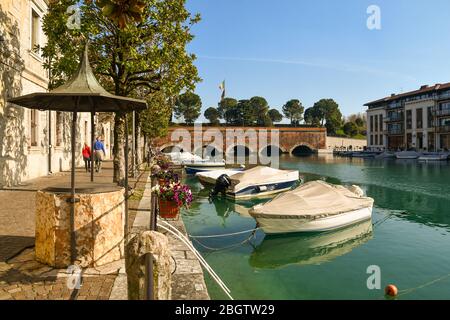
xmin=0 ymin=161 xmax=149 ymax=300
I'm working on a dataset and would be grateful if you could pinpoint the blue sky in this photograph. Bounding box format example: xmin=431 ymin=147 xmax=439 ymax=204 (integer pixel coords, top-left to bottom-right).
xmin=185 ymin=0 xmax=450 ymax=122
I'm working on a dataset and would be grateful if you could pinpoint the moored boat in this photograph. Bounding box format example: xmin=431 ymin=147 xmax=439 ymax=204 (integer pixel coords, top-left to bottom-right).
xmin=249 ymin=180 xmax=374 ymax=234
xmin=184 ymin=160 xmax=226 ymax=174
xmin=210 ymin=166 xmax=299 ymax=200
xmin=417 ymin=152 xmax=448 ymax=161
xmin=395 ymin=151 xmax=420 ymax=159
xmin=195 ymin=169 xmax=244 ymax=185
xmin=375 ymin=151 xmax=396 ymax=159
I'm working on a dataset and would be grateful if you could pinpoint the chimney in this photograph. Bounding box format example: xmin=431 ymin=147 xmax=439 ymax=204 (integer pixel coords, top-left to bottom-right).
xmin=420 ymin=85 xmax=429 ymax=90
xmin=391 ymin=93 xmax=396 ymax=97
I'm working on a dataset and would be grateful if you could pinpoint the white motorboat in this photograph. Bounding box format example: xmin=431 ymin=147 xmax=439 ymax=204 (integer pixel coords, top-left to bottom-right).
xmin=218 ymin=166 xmax=300 ymax=200
xmin=418 ymin=152 xmax=448 ymax=161
xmin=166 ymin=151 xmax=203 ymax=164
xmin=395 ymin=151 xmax=420 ymax=159
xmin=249 ymin=180 xmax=374 ymax=234
xmin=195 ymin=169 xmax=244 ymax=186
xmin=249 ymin=219 xmax=373 ymax=268
xmin=184 ymin=159 xmax=227 ymax=174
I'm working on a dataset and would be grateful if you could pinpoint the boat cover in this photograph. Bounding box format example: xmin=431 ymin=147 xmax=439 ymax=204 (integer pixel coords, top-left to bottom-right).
xmin=230 ymin=166 xmax=299 ymax=191
xmin=196 ymin=169 xmax=242 ymax=180
xmin=251 ymin=180 xmax=373 ymax=219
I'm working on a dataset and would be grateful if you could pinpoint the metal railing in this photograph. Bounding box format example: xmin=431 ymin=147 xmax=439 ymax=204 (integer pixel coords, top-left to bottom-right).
xmin=435 ymin=109 xmax=450 ymax=117
xmin=384 ymin=129 xmax=404 ymax=135
xmin=437 ymin=125 xmax=450 ymax=133
xmin=384 ymin=115 xmax=404 ymax=122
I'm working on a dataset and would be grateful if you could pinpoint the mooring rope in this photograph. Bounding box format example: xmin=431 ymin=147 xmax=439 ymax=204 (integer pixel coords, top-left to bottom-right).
xmin=396 ymin=272 xmax=450 ymax=297
xmin=188 ymin=227 xmax=261 ymax=239
xmin=191 ymin=232 xmax=258 ymax=252
xmin=156 ymin=219 xmax=234 ymax=300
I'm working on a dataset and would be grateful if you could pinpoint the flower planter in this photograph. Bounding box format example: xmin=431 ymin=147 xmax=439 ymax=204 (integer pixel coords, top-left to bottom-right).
xmin=159 ymin=199 xmax=180 ymax=219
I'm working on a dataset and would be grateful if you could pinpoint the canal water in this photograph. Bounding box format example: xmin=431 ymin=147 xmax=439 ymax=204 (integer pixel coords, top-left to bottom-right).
xmin=181 ymin=154 xmax=450 ymax=300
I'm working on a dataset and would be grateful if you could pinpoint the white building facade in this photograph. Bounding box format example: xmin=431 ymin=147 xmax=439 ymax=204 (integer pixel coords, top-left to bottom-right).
xmin=0 ymin=0 xmax=111 ymax=187
xmin=365 ymin=83 xmax=450 ymax=152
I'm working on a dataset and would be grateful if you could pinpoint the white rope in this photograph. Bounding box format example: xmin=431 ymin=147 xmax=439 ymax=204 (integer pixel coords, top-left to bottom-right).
xmin=157 ymin=220 xmax=234 ymax=300
xmin=188 ymin=227 xmax=261 ymax=239
xmin=158 ymin=220 xmax=231 ymax=293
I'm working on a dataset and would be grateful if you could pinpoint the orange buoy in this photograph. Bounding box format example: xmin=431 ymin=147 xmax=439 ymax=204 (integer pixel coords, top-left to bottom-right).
xmin=385 ymin=284 xmax=398 ymax=297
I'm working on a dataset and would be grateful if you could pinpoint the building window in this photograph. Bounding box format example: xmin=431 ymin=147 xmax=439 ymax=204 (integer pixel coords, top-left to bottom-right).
xmin=56 ymin=112 xmax=63 ymax=146
xmin=416 ymin=108 xmax=423 ymax=129
xmin=30 ymin=110 xmax=38 ymax=146
xmin=375 ymin=134 xmax=379 ymax=145
xmin=370 ymin=116 xmax=374 ymax=133
xmin=380 ymin=134 xmax=383 ymax=145
xmin=31 ymin=9 xmax=40 ymax=51
xmin=370 ymin=135 xmax=374 ymax=145
xmin=379 ymin=115 xmax=383 ymax=132
xmin=406 ymin=110 xmax=412 ymax=129
xmin=374 ymin=115 xmax=378 ymax=133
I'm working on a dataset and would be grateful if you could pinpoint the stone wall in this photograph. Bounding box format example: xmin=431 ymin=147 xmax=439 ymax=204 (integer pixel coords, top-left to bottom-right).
xmin=325 ymin=136 xmax=367 ymax=151
xmin=35 ymin=188 xmax=125 ymax=268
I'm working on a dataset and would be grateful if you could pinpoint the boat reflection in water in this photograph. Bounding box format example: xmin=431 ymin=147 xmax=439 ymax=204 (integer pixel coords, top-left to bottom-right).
xmin=249 ymin=219 xmax=373 ymax=269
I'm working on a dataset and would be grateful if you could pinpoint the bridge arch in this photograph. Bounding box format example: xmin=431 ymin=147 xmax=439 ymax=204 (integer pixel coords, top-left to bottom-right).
xmin=225 ymin=144 xmax=255 ymax=157
xmin=160 ymin=143 xmax=184 ymax=153
xmin=194 ymin=145 xmax=224 ymax=158
xmin=290 ymin=144 xmax=315 ymax=156
xmin=259 ymin=145 xmax=286 ymax=157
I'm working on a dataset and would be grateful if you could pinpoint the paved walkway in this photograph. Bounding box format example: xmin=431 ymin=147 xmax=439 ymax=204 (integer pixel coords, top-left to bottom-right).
xmin=0 ymin=161 xmax=149 ymax=300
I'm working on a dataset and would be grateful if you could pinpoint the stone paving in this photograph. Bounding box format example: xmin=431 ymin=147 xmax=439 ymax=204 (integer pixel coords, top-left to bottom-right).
xmin=0 ymin=161 xmax=149 ymax=300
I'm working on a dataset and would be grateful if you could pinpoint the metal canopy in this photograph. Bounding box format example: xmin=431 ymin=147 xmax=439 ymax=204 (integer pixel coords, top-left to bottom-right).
xmin=8 ymin=45 xmax=147 ymax=112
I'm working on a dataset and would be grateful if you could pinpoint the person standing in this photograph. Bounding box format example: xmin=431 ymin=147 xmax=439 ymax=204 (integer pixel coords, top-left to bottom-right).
xmin=93 ymin=137 xmax=106 ymax=173
xmin=82 ymin=143 xmax=91 ymax=172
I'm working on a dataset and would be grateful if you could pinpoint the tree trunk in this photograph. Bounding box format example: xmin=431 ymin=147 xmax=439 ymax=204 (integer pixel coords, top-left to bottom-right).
xmin=113 ymin=111 xmax=126 ymax=185
xmin=135 ymin=112 xmax=142 ymax=167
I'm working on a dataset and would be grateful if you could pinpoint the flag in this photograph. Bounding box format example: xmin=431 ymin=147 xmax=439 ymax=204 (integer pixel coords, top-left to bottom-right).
xmin=219 ymin=80 xmax=225 ymax=100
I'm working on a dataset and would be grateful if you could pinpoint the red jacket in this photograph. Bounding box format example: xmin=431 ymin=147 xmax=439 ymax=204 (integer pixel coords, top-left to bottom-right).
xmin=82 ymin=146 xmax=91 ymax=158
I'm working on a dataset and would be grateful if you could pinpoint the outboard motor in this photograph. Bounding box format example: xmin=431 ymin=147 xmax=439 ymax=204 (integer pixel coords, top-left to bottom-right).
xmin=209 ymin=174 xmax=232 ymax=198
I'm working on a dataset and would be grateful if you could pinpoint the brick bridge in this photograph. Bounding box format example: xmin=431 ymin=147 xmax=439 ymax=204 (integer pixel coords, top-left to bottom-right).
xmin=153 ymin=126 xmax=327 ymax=156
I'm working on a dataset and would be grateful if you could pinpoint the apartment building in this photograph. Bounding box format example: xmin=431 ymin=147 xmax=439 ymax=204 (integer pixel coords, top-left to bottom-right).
xmin=365 ymin=83 xmax=450 ymax=151
xmin=0 ymin=1 xmax=112 ymax=187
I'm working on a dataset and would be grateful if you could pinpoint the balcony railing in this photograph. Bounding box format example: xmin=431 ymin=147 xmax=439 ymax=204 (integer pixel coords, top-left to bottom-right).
xmin=387 ymin=102 xmax=404 ymax=109
xmin=384 ymin=129 xmax=404 ymax=135
xmin=437 ymin=125 xmax=450 ymax=133
xmin=435 ymin=109 xmax=450 ymax=117
xmin=384 ymin=115 xmax=404 ymax=122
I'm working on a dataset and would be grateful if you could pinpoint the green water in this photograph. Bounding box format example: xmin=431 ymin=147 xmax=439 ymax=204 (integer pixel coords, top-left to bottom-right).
xmin=181 ymin=154 xmax=450 ymax=300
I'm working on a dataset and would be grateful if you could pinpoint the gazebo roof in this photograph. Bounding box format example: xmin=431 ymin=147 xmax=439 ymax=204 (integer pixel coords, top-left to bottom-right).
xmin=8 ymin=45 xmax=147 ymax=112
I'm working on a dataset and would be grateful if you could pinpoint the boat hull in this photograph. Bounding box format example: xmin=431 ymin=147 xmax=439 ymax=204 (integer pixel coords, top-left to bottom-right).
xmin=252 ymin=206 xmax=373 ymax=234
xmin=185 ymin=163 xmax=226 ymax=175
xmin=227 ymin=179 xmax=298 ymax=200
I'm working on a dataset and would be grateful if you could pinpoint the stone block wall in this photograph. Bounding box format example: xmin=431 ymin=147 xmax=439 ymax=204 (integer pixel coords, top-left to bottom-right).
xmin=35 ymin=189 xmax=125 ymax=268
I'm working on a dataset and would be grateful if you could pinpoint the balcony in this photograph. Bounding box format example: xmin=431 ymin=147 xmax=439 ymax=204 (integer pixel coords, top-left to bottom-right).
xmin=384 ymin=115 xmax=404 ymax=123
xmin=435 ymin=109 xmax=450 ymax=117
xmin=384 ymin=129 xmax=404 ymax=135
xmin=387 ymin=102 xmax=404 ymax=109
xmin=437 ymin=125 xmax=450 ymax=133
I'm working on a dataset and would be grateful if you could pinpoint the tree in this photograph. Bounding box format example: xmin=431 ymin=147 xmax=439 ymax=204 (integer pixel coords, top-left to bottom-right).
xmin=343 ymin=122 xmax=359 ymax=137
xmin=174 ymin=92 xmax=201 ymax=124
xmin=238 ymin=99 xmax=257 ymax=126
xmin=304 ymin=107 xmax=321 ymax=126
xmin=218 ymin=98 xmax=238 ymax=124
xmin=282 ymin=99 xmax=304 ymax=126
xmin=312 ymin=99 xmax=343 ymax=134
xmin=250 ymin=96 xmax=270 ymax=125
xmin=268 ymin=109 xmax=283 ymax=123
xmin=41 ymin=0 xmax=200 ymax=185
xmin=204 ymin=107 xmax=220 ymax=125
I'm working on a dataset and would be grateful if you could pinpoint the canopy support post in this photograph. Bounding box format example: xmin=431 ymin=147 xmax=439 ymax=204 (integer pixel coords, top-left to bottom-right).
xmin=125 ymin=114 xmax=129 ymax=241
xmin=70 ymin=101 xmax=79 ymax=265
xmin=90 ymin=110 xmax=95 ymax=182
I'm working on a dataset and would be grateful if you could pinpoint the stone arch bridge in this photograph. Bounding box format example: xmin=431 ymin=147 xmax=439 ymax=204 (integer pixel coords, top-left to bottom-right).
xmin=153 ymin=126 xmax=327 ymax=157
